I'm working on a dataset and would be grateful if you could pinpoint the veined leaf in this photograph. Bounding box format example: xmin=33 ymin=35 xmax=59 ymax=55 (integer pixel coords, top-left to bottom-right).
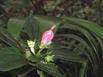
xmin=34 ymin=15 xmax=62 ymax=34
xmin=63 ymin=17 xmax=103 ymax=39
xmin=0 ymin=29 xmax=21 ymax=48
xmin=57 ymin=23 xmax=99 ymax=69
xmin=8 ymin=15 xmax=62 ymax=40
xmin=0 ymin=47 xmax=28 ymax=71
xmin=52 ymin=50 xmax=88 ymax=77
xmin=20 ymin=13 xmax=40 ymax=40
xmin=36 ymin=63 xmax=65 ymax=77
xmin=7 ymin=18 xmax=25 ymax=37
xmin=53 ymin=50 xmax=87 ymax=64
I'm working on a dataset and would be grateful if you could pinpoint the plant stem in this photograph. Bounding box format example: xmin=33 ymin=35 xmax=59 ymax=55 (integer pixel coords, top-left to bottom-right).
xmin=37 ymin=70 xmax=45 ymax=77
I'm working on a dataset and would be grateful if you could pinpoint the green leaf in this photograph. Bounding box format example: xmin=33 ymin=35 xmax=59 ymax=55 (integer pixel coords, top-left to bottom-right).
xmin=53 ymin=50 xmax=87 ymax=63
xmin=58 ymin=23 xmax=99 ymax=69
xmin=19 ymin=15 xmax=62 ymax=41
xmin=60 ymin=18 xmax=101 ymax=70
xmin=0 ymin=47 xmax=28 ymax=71
xmin=52 ymin=50 xmax=88 ymax=77
xmin=63 ymin=17 xmax=103 ymax=39
xmin=0 ymin=29 xmax=21 ymax=47
xmin=36 ymin=63 xmax=65 ymax=77
xmin=8 ymin=15 xmax=62 ymax=40
xmin=20 ymin=13 xmax=40 ymax=40
xmin=34 ymin=15 xmax=62 ymax=34
xmin=7 ymin=18 xmax=25 ymax=37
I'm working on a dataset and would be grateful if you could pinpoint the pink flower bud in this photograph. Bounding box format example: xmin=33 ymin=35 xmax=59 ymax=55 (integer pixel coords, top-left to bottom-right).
xmin=41 ymin=24 xmax=56 ymax=45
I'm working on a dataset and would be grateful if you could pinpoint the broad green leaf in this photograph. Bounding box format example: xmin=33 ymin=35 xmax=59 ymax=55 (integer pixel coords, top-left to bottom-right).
xmin=0 ymin=47 xmax=28 ymax=71
xmin=34 ymin=15 xmax=62 ymax=34
xmin=7 ymin=18 xmax=25 ymax=37
xmin=0 ymin=29 xmax=21 ymax=47
xmin=8 ymin=15 xmax=62 ymax=39
xmin=20 ymin=13 xmax=40 ymax=40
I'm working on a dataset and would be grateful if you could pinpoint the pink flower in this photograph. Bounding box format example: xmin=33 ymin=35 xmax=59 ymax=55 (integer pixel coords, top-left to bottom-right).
xmin=41 ymin=24 xmax=56 ymax=45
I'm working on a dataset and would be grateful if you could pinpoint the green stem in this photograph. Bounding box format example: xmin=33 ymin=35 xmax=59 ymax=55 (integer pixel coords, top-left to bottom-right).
xmin=79 ymin=62 xmax=87 ymax=77
xmin=36 ymin=47 xmax=45 ymax=56
xmin=37 ymin=70 xmax=46 ymax=77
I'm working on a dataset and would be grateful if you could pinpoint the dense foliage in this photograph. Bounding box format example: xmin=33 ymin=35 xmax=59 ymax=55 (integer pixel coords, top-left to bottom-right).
xmin=0 ymin=0 xmax=103 ymax=77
